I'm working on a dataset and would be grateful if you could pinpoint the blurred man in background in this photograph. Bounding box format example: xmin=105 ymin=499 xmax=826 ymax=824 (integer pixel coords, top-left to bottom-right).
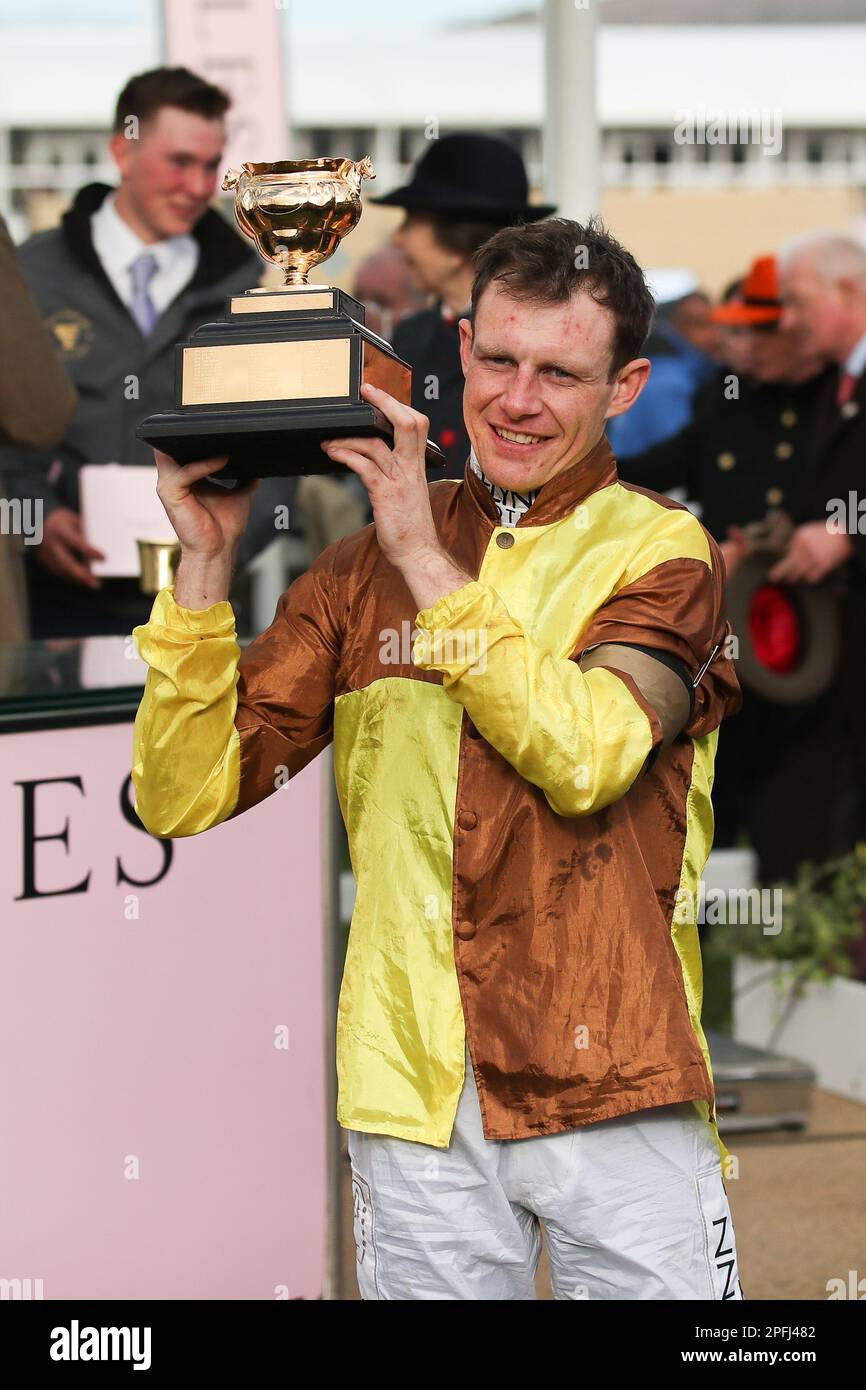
xmin=1 ymin=65 xmax=297 ymax=639
xmin=713 ymin=277 xmax=753 ymax=382
xmin=767 ymin=233 xmax=866 ymax=863
xmin=666 ymin=287 xmax=720 ymax=359
xmin=372 ymin=133 xmax=555 ymax=480
xmin=775 ymin=232 xmax=866 ymax=588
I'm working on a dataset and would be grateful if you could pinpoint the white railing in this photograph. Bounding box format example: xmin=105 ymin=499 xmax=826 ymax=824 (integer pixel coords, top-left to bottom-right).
xmin=1 ymin=158 xmax=863 ymax=201
xmin=600 ymin=160 xmax=866 ymax=188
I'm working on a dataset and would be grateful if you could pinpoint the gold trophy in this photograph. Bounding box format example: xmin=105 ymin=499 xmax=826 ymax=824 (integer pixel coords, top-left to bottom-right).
xmin=136 ymin=157 xmax=444 ymax=480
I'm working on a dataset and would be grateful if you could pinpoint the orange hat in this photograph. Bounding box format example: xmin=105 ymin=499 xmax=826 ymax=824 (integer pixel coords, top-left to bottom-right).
xmin=712 ymin=256 xmax=782 ymax=326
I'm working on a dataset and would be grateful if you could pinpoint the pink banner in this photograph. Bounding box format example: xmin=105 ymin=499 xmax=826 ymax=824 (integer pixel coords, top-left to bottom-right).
xmin=163 ymin=0 xmax=289 ymax=169
xmin=0 ymin=720 xmax=329 ymax=1300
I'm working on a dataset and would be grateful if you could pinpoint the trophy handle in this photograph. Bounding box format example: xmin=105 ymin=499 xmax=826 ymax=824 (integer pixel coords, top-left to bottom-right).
xmin=349 ymin=155 xmax=376 ymax=193
xmin=222 ymin=168 xmax=259 ymax=246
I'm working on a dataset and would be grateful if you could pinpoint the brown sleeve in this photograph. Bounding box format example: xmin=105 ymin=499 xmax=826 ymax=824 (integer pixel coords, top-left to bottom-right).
xmin=229 ymin=540 xmax=344 ymax=819
xmin=574 ymin=539 xmax=742 ymax=739
xmin=0 ymin=214 xmax=77 ymax=448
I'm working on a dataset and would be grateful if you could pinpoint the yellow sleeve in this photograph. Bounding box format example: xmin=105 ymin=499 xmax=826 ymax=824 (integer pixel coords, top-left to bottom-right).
xmin=131 ymin=585 xmax=243 ymax=838
xmin=412 ymin=580 xmax=664 ymax=817
xmin=132 ymin=547 xmax=342 ymax=839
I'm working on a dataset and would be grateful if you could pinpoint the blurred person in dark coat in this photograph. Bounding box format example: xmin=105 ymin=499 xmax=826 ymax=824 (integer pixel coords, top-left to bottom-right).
xmin=766 ymin=233 xmax=866 ymax=864
xmin=775 ymin=233 xmax=866 ymax=586
xmin=372 ymin=133 xmax=554 ymax=480
xmin=0 ymin=212 xmax=77 ymax=643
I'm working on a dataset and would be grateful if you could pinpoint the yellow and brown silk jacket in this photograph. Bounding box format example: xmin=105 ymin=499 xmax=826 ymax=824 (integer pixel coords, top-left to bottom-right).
xmin=131 ymin=435 xmax=741 ymax=1160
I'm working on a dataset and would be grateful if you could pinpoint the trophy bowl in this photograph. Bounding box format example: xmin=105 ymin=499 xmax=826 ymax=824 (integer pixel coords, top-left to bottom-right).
xmin=222 ymin=157 xmax=375 ymax=286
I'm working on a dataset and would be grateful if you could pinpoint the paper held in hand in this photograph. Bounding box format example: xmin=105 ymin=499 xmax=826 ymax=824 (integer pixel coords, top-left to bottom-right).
xmin=80 ymin=464 xmax=177 ymax=578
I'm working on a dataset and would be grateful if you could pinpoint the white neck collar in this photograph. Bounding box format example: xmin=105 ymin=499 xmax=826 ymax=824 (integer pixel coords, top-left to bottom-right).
xmin=468 ymin=448 xmax=540 ymax=527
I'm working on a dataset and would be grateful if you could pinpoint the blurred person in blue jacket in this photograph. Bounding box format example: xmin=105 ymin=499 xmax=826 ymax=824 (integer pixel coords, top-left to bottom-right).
xmin=607 ymin=269 xmax=718 ymax=460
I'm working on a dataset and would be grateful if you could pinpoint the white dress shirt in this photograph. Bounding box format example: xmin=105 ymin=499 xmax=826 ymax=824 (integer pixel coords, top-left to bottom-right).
xmin=90 ymin=192 xmax=199 ymax=318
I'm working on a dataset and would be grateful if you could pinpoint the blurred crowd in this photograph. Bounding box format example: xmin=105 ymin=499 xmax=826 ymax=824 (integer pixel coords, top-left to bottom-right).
xmin=2 ymin=65 xmax=866 ymax=887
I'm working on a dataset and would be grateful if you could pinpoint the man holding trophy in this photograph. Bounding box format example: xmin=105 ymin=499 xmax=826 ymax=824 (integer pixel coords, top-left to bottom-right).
xmin=132 ymin=167 xmax=744 ymax=1299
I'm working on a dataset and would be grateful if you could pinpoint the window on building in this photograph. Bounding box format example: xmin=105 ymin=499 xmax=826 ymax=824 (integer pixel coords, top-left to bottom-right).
xmin=502 ymin=129 xmax=525 ymax=158
xmin=309 ymin=129 xmax=332 ymax=156
xmin=346 ymin=129 xmax=375 ymax=162
xmin=806 ymin=137 xmax=823 ymax=164
xmin=399 ymin=128 xmax=426 ymax=165
xmin=522 ymin=129 xmax=541 ymax=168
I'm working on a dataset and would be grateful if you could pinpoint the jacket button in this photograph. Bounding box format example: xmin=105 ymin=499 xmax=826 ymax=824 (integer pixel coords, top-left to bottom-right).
xmin=455 ymin=920 xmax=477 ymax=941
xmin=458 ymin=810 xmax=478 ymax=831
xmin=496 ymin=531 xmax=515 ymax=548
xmin=465 ymin=721 xmax=482 ymax=739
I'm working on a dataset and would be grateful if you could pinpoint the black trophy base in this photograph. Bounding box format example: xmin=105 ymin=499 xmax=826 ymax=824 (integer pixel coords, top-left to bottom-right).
xmin=137 ymin=404 xmax=446 ymax=484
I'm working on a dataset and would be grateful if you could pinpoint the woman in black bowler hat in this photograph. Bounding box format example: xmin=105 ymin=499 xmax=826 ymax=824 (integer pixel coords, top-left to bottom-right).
xmin=372 ymin=133 xmax=555 ymax=481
